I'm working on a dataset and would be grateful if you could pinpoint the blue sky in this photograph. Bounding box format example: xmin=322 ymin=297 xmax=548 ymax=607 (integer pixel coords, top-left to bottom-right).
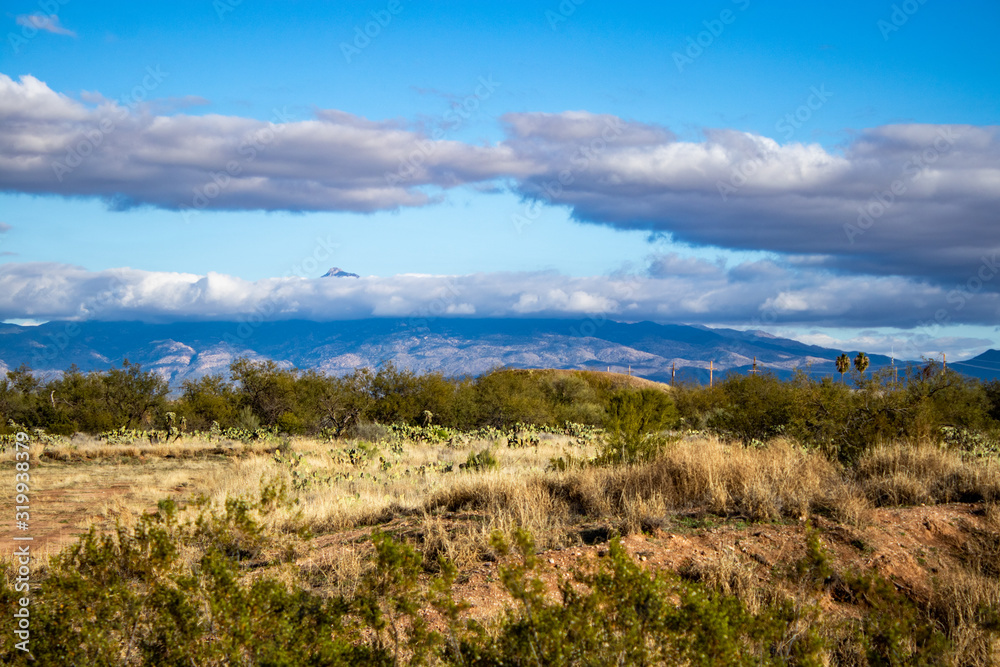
xmin=1 ymin=0 xmax=998 ymax=360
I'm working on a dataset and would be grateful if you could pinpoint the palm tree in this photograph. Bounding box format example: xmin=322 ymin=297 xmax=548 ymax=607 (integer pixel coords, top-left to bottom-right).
xmin=853 ymin=352 xmax=869 ymax=377
xmin=835 ymin=354 xmax=850 ymax=382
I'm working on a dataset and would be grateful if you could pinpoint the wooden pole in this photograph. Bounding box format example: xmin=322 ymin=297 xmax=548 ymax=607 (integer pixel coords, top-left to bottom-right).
xmin=750 ymin=356 xmax=758 ymax=375
xmin=709 ymin=360 xmax=714 ymax=387
xmin=671 ymin=362 xmax=675 ymax=385
xmin=943 ymin=352 xmax=946 ymax=373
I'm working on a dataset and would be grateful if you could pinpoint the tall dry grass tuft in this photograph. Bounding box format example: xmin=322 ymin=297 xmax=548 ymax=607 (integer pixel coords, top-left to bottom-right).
xmin=854 ymin=443 xmax=1000 ymax=506
xmin=929 ymin=568 xmax=1000 ymax=666
xmin=678 ymin=547 xmax=764 ymax=614
xmin=419 ymin=437 xmax=877 ymax=541
xmin=424 ymin=473 xmax=572 ymax=552
xmin=602 ymin=438 xmax=845 ymax=523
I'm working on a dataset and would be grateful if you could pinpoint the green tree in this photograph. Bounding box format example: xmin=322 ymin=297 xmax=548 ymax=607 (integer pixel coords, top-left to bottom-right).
xmin=229 ymin=358 xmax=297 ymax=427
xmin=853 ymin=352 xmax=870 ymax=377
xmin=101 ymin=360 xmax=168 ymax=428
xmin=177 ymin=374 xmax=238 ymax=430
xmin=708 ymin=373 xmax=793 ymax=447
xmin=984 ymin=379 xmax=1000 ymax=424
xmin=470 ymin=369 xmax=553 ymax=429
xmin=835 ymin=354 xmax=850 ymax=383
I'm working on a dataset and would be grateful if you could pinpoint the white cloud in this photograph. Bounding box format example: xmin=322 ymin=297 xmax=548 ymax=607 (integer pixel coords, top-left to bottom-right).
xmin=1 ymin=259 xmax=998 ymax=331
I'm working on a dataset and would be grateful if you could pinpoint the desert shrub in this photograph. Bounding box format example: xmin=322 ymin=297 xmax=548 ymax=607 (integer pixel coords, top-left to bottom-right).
xmin=465 ymin=530 xmax=826 ymax=666
xmin=708 ymin=373 xmax=794 ymax=447
xmin=100 ymin=360 xmax=169 ymax=429
xmin=466 ymin=368 xmax=554 ymax=429
xmin=233 ymin=404 xmax=261 ymax=432
xmin=670 ymin=380 xmax=727 ymax=430
xmin=834 ymin=569 xmax=951 ymax=665
xmin=599 ymin=388 xmax=680 ymax=463
xmin=175 ymin=373 xmax=237 ymax=431
xmin=229 ymin=357 xmax=298 ymax=427
xmin=903 ymin=365 xmax=994 ymax=442
xmin=0 ymin=490 xmax=375 ymax=666
xmin=543 ymin=373 xmax=605 ymax=425
xmin=984 ymin=380 xmax=1000 ymax=424
xmin=464 ymin=447 xmax=498 ymax=472
xmin=786 ymin=374 xmax=854 ymax=455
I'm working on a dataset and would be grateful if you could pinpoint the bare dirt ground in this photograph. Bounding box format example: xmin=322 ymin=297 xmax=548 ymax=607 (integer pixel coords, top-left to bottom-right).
xmin=0 ymin=454 xmax=239 ymax=558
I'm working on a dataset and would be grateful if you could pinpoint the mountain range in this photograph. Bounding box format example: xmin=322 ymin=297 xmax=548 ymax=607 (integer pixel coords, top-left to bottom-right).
xmin=1 ymin=319 xmax=997 ymax=388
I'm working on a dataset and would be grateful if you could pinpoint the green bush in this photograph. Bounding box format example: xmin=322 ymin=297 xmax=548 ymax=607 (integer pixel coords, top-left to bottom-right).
xmin=708 ymin=373 xmax=794 ymax=447
xmin=599 ymin=388 xmax=679 ymax=463
xmin=464 ymin=447 xmax=499 ymax=472
xmin=468 ymin=530 xmax=825 ymax=666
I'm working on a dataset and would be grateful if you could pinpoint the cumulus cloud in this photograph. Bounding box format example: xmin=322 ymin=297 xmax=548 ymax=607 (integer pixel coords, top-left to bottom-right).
xmin=508 ymin=114 xmax=1000 ymax=286
xmin=0 ymin=74 xmax=531 ymax=215
xmin=14 ymin=14 xmax=75 ymax=36
xmin=1 ymin=75 xmax=997 ymax=287
xmin=1 ymin=259 xmax=998 ymax=331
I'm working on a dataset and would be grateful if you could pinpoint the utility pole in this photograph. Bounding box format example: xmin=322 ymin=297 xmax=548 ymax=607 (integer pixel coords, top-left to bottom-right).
xmin=943 ymin=352 xmax=947 ymax=374
xmin=709 ymin=360 xmax=714 ymax=388
xmin=628 ymin=364 xmax=631 ymax=376
xmin=671 ymin=362 xmax=675 ymax=385
xmin=750 ymin=356 xmax=758 ymax=375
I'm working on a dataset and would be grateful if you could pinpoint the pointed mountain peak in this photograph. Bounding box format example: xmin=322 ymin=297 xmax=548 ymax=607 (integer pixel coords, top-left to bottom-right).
xmin=321 ymin=267 xmax=360 ymax=278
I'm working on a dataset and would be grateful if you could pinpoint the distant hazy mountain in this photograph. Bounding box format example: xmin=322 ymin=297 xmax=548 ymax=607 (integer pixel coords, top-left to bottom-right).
xmin=948 ymin=349 xmax=1000 ymax=382
xmin=0 ymin=318 xmax=993 ymax=387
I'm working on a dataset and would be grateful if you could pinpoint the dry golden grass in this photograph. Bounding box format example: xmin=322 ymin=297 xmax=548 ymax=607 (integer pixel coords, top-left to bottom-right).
xmin=854 ymin=443 xmax=1000 ymax=506
xmin=430 ymin=437 xmax=867 ymax=531
xmin=603 ymin=437 xmax=845 ymax=523
xmin=930 ymin=568 xmax=1000 ymax=665
xmin=11 ymin=434 xmax=998 ymax=555
xmin=678 ymin=545 xmax=765 ymax=613
xmin=42 ymin=434 xmax=277 ymax=461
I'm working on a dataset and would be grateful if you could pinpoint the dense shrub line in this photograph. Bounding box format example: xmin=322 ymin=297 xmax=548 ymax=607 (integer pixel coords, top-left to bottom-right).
xmin=2 ymin=359 xmax=999 ymax=462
